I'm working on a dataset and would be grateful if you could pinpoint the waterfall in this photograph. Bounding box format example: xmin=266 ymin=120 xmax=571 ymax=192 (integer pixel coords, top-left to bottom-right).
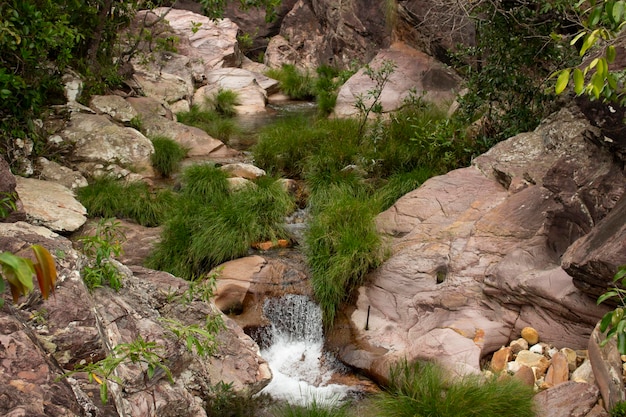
xmin=257 ymin=294 xmax=353 ymax=405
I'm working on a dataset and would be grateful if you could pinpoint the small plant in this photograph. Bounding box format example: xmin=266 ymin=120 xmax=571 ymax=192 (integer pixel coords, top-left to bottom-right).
xmin=29 ymin=308 xmax=48 ymax=325
xmin=0 ymin=245 xmax=57 ymax=307
xmin=190 ymin=21 xmax=202 ymax=34
xmin=0 ymin=192 xmax=17 ymax=219
xmin=129 ymin=115 xmax=143 ymax=132
xmin=176 ymin=104 xmax=241 ymax=142
xmin=161 ymin=314 xmax=224 ymax=358
xmin=79 ymin=218 xmax=126 ymax=291
xmin=597 ymin=266 xmax=626 ymax=353
xmin=266 ymin=64 xmax=316 ymax=100
xmin=354 ymin=59 xmax=396 ymax=137
xmin=205 ymin=380 xmax=272 ymax=417
xmin=611 ymin=400 xmax=626 ymax=417
xmin=210 ymin=88 xmax=240 ymax=118
xmin=271 ymin=397 xmax=352 ymax=417
xmin=150 ymin=136 xmax=188 ymax=178
xmin=182 ymin=270 xmax=220 ymax=304
xmin=66 ymin=336 xmax=173 ymax=405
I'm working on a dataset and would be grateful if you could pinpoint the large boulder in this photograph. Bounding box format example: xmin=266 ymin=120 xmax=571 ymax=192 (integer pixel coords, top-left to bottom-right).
xmin=264 ymin=0 xmax=390 ymax=70
xmin=333 ymin=42 xmax=461 ymax=118
xmin=328 ymin=105 xmax=623 ymax=382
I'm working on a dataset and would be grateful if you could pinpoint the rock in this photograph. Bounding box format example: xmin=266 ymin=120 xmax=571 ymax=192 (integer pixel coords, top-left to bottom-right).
xmin=515 ymin=350 xmax=550 ymax=377
xmin=530 ymin=343 xmax=544 ymax=354
xmin=561 ymin=347 xmax=578 ymax=372
xmin=127 ymin=96 xmax=240 ymax=161
xmin=334 ymin=42 xmax=461 ymax=118
xmin=572 ymin=358 xmax=595 ymax=384
xmin=220 ymin=162 xmax=266 ymax=179
xmin=133 ymin=71 xmax=194 ymax=105
xmin=89 ymin=94 xmax=139 ymax=123
xmin=227 ymin=177 xmax=254 ymax=191
xmin=490 ymin=346 xmax=511 ymax=373
xmin=15 ymin=177 xmax=87 ymax=232
xmin=588 ymin=322 xmax=626 ymax=410
xmin=534 ymin=381 xmax=600 ymax=417
xmin=214 ymin=255 xmax=266 ymax=314
xmin=545 ymin=351 xmax=570 ymax=387
xmin=60 ymin=112 xmax=155 ymax=177
xmin=513 ymin=365 xmax=536 ymax=387
xmin=510 ymin=337 xmax=529 ymax=354
xmin=37 ymin=158 xmax=88 ymax=190
xmin=522 ymin=327 xmax=540 ymax=345
xmin=194 ymin=68 xmax=273 ymax=114
xmin=0 ymin=157 xmax=25 ymax=223
xmin=264 ymin=0 xmax=389 ymax=70
xmin=562 ymin=192 xmax=626 ymax=301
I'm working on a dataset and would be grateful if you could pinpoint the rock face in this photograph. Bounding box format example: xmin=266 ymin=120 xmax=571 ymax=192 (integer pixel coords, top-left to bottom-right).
xmin=333 ymin=42 xmax=461 ymax=117
xmin=328 ymin=105 xmax=625 ymax=382
xmin=0 ymin=222 xmax=271 ymax=417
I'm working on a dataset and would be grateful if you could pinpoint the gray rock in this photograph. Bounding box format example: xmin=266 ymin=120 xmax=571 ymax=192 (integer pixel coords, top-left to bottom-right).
xmin=37 ymin=158 xmax=88 ymax=190
xmin=89 ymin=95 xmax=139 ymax=123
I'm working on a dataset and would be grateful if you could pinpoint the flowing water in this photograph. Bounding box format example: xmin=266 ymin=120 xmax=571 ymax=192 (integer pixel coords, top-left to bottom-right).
xmin=256 ymin=294 xmax=356 ymax=406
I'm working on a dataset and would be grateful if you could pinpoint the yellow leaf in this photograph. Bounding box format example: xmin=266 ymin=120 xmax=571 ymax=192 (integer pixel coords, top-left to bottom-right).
xmin=555 ymin=69 xmax=571 ymax=95
xmin=31 ymin=245 xmax=57 ymax=300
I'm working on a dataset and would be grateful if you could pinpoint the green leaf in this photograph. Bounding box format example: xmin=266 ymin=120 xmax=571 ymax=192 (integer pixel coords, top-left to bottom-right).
xmin=555 ymin=69 xmax=571 ymax=94
xmin=598 ymin=290 xmax=619 ymax=304
xmin=614 ymin=266 xmax=626 ymax=282
xmin=600 ymin=311 xmax=613 ymax=332
xmin=100 ymin=381 xmax=108 ymax=404
xmin=570 ymin=31 xmax=586 ymax=46
xmin=573 ymin=68 xmax=585 ymax=94
xmin=0 ymin=251 xmax=35 ymax=302
xmin=589 ymin=5 xmax=603 ymax=27
xmin=580 ymin=33 xmax=598 ymax=56
xmin=614 ymin=1 xmax=626 ymax=23
xmin=607 ymin=45 xmax=617 ymax=63
xmin=591 ymin=71 xmax=605 ymax=98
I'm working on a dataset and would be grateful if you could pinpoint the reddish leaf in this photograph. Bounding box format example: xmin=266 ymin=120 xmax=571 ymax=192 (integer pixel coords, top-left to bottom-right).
xmin=31 ymin=245 xmax=57 ymax=300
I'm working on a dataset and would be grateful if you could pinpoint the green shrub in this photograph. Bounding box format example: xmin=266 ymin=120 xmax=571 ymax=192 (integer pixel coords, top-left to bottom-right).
xmin=210 ymin=88 xmax=240 ymax=117
xmin=176 ymin=105 xmax=241 ymax=143
xmin=79 ymin=218 xmax=126 ymax=291
xmin=76 ymin=178 xmax=175 ymax=227
xmin=305 ymin=183 xmax=385 ymax=326
xmin=266 ymin=64 xmax=316 ymax=100
xmin=150 ymin=136 xmax=188 ymax=178
xmin=611 ymin=401 xmax=626 ymax=417
xmin=205 ymin=381 xmax=273 ymax=417
xmin=179 ymin=164 xmax=230 ymax=202
xmin=368 ymin=360 xmax=535 ymax=417
xmin=313 ymin=65 xmax=355 ymax=116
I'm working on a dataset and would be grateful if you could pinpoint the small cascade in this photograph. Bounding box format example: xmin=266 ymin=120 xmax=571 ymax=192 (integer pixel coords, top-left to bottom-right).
xmin=257 ymin=294 xmax=354 ymax=405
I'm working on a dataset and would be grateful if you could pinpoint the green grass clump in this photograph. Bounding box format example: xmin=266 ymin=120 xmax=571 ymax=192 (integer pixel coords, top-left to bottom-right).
xmin=305 ymin=183 xmax=385 ymax=326
xmin=76 ymin=178 xmax=175 ymax=227
xmin=210 ymin=88 xmax=240 ymax=117
xmin=176 ymin=104 xmax=240 ymax=143
xmin=271 ymin=397 xmax=352 ymax=417
xmin=368 ymin=360 xmax=535 ymax=417
xmin=146 ymin=165 xmax=294 ymax=280
xmin=266 ymin=64 xmax=316 ymax=100
xmin=150 ymin=136 xmax=188 ymax=178
xmin=314 ymin=64 xmax=356 ymax=116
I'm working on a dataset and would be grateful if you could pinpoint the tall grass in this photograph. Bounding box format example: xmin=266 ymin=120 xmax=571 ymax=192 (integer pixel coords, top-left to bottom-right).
xmin=146 ymin=165 xmax=294 ymax=280
xmin=266 ymin=64 xmax=316 ymax=100
xmin=209 ymin=88 xmax=240 ymax=117
xmin=271 ymin=397 xmax=352 ymax=417
xmin=368 ymin=360 xmax=535 ymax=417
xmin=176 ymin=104 xmax=240 ymax=143
xmin=150 ymin=136 xmax=188 ymax=178
xmin=305 ymin=183 xmax=385 ymax=325
xmin=76 ymin=178 xmax=175 ymax=227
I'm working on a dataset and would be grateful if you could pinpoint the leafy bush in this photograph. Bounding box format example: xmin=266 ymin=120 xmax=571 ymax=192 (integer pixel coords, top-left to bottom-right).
xmin=305 ymin=183 xmax=385 ymax=326
xmin=314 ymin=64 xmax=356 ymax=116
xmin=266 ymin=64 xmax=316 ymax=100
xmin=76 ymin=178 xmax=176 ymax=227
xmin=150 ymin=136 xmax=188 ymax=178
xmin=78 ymin=218 xmax=126 ymax=291
xmin=368 ymin=360 xmax=535 ymax=417
xmin=176 ymin=104 xmax=241 ymax=143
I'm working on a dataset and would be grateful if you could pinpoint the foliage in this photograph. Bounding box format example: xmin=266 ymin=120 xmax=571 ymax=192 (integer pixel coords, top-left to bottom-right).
xmin=455 ymin=0 xmax=578 ymax=142
xmin=210 ymin=88 xmax=240 ymax=117
xmin=271 ymin=396 xmax=352 ymax=417
xmin=150 ymin=136 xmax=188 ymax=178
xmin=611 ymin=400 xmax=626 ymax=417
xmin=0 ymin=245 xmax=57 ymax=307
xmin=0 ymin=192 xmax=17 ymax=219
xmin=266 ymin=64 xmax=316 ymax=100
xmin=354 ymin=60 xmax=396 ymax=137
xmin=76 ymin=178 xmax=176 ymax=227
xmin=78 ymin=218 xmax=126 ymax=291
xmin=176 ymin=104 xmax=241 ymax=143
xmin=367 ymin=360 xmax=535 ymax=417
xmin=314 ymin=64 xmax=356 ymax=116
xmin=205 ymin=380 xmax=273 ymax=417
xmin=597 ymin=266 xmax=626 ymax=354
xmin=67 ymin=335 xmax=173 ymax=405
xmin=146 ymin=166 xmax=294 ymax=280
xmin=160 ymin=315 xmax=224 ymax=358
xmin=305 ymin=183 xmax=385 ymax=326
xmin=554 ymin=0 xmax=626 ymax=103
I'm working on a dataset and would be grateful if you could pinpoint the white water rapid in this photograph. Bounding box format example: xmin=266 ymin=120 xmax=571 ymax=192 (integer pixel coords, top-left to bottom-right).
xmin=257 ymin=294 xmax=354 ymax=406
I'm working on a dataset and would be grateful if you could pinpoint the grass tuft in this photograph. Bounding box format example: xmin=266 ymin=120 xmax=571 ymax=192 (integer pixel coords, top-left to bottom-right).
xmin=271 ymin=397 xmax=352 ymax=417
xmin=176 ymin=104 xmax=241 ymax=143
xmin=368 ymin=360 xmax=536 ymax=417
xmin=266 ymin=64 xmax=316 ymax=100
xmin=150 ymin=136 xmax=188 ymax=178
